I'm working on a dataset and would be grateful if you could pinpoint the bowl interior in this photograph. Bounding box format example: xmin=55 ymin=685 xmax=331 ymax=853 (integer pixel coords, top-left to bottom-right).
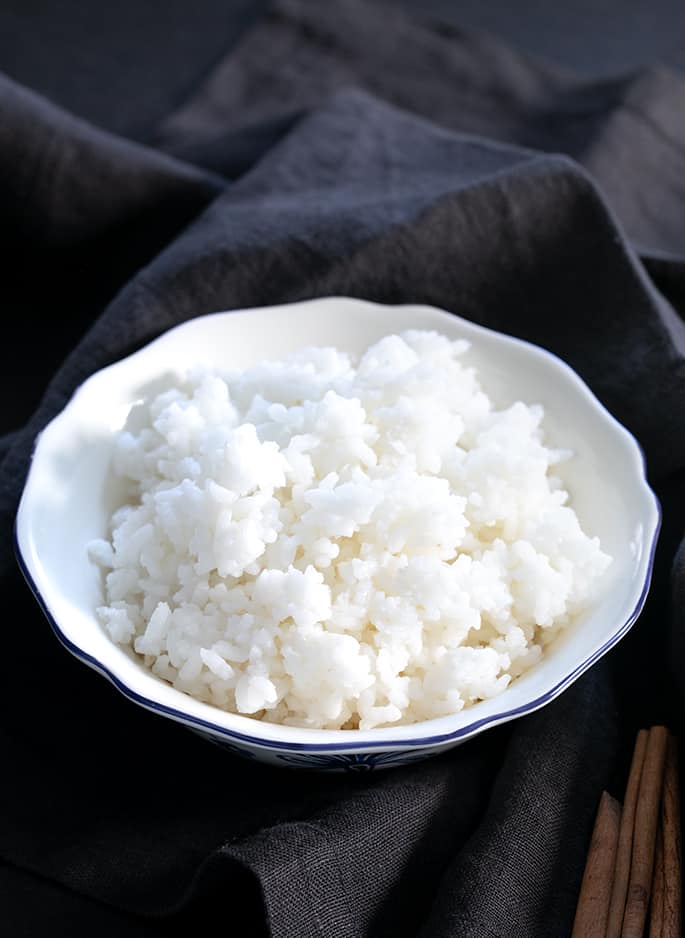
xmin=17 ymin=298 xmax=658 ymax=748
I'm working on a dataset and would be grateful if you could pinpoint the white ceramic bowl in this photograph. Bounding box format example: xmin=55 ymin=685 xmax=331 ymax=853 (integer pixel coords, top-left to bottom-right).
xmin=16 ymin=298 xmax=660 ymax=771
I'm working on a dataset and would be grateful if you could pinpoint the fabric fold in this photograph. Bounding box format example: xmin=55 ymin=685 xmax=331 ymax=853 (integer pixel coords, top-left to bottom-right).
xmin=156 ymin=0 xmax=685 ymax=257
xmin=0 ymin=71 xmax=223 ymax=432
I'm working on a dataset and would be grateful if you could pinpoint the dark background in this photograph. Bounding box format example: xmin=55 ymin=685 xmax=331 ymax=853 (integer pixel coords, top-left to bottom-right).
xmin=1 ymin=2 xmax=683 ymax=934
xmin=1 ymin=1 xmax=685 ymax=438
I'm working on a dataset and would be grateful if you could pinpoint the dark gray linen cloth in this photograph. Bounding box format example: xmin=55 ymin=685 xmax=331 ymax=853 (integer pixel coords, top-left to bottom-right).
xmin=1 ymin=2 xmax=684 ymax=935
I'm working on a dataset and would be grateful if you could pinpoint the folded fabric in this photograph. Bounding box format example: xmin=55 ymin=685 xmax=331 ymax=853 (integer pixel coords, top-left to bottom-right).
xmin=1 ymin=3 xmax=684 ymax=936
xmin=158 ymin=0 xmax=685 ymax=259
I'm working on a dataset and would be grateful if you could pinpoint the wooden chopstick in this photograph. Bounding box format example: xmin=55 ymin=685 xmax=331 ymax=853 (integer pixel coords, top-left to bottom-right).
xmin=648 ymin=822 xmax=665 ymax=937
xmin=622 ymin=726 xmax=669 ymax=937
xmin=660 ymin=735 xmax=681 ymax=937
xmin=606 ymin=729 xmax=648 ymax=938
xmin=571 ymin=792 xmax=622 ymax=937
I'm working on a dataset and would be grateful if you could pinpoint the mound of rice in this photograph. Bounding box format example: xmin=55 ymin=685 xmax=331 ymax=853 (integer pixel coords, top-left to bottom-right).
xmin=90 ymin=331 xmax=611 ymax=730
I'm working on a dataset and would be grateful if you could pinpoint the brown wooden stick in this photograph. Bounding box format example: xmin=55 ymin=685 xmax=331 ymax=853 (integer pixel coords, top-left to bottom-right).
xmin=622 ymin=725 xmax=669 ymax=938
xmin=606 ymin=729 xmax=649 ymax=938
xmin=648 ymin=822 xmax=665 ymax=938
xmin=661 ymin=735 xmax=681 ymax=938
xmin=572 ymin=791 xmax=622 ymax=938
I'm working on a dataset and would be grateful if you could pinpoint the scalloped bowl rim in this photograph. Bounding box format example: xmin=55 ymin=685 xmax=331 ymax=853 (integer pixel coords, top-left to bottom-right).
xmin=15 ymin=297 xmax=660 ymax=753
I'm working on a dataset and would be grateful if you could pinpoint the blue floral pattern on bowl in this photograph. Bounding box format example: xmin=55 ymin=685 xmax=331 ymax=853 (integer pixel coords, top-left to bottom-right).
xmin=274 ymin=748 xmax=438 ymax=772
xmin=195 ymin=730 xmax=439 ymax=770
xmin=193 ymin=731 xmax=259 ymax=760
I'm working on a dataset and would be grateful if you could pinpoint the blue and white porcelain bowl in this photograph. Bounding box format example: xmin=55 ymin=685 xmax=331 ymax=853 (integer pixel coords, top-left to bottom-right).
xmin=15 ymin=298 xmax=660 ymax=771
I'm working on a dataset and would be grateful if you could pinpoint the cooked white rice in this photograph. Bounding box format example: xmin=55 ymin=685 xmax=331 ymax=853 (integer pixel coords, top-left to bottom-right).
xmin=90 ymin=331 xmax=611 ymax=730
